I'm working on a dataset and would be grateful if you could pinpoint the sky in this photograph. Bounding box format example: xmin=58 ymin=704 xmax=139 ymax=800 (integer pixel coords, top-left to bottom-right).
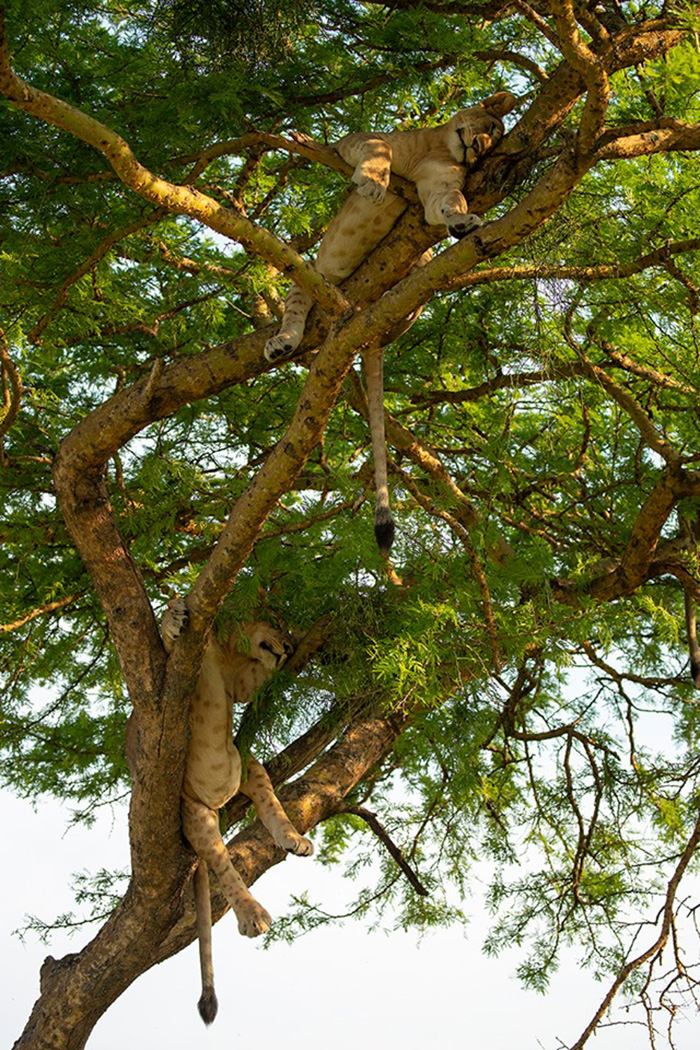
xmin=3 ymin=790 xmax=700 ymax=1050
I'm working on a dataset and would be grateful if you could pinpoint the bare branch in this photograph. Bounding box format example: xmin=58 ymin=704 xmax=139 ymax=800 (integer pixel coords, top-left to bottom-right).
xmin=341 ymin=805 xmax=430 ymax=896
xmin=570 ymin=806 xmax=700 ymax=1050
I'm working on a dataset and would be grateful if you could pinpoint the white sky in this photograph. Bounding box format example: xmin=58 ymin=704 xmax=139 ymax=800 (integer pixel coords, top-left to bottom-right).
xmin=3 ymin=791 xmax=700 ymax=1050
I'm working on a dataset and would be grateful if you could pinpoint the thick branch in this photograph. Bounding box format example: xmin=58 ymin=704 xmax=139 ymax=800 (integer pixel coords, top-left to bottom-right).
xmin=552 ymin=466 xmax=686 ymax=604
xmin=596 ymin=119 xmax=700 ymax=161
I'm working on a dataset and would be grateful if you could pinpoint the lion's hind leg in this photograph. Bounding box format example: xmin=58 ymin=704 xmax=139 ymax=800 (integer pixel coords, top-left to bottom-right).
xmin=263 ymin=284 xmax=314 ymax=362
xmin=182 ymin=795 xmax=272 ymax=937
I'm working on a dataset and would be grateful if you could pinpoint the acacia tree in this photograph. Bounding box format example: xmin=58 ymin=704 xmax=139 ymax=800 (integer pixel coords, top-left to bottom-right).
xmin=3 ymin=1 xmax=700 ymax=1046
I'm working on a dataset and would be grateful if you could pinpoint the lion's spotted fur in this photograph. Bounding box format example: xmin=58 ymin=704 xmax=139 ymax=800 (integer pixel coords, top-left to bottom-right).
xmin=160 ymin=600 xmax=313 ymax=1024
xmin=263 ymin=92 xmax=517 ymax=550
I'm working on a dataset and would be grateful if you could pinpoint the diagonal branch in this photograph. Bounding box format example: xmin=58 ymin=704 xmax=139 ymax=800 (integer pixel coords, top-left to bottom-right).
xmin=549 ymin=0 xmax=610 ymax=152
xmin=578 ymin=354 xmax=680 ymax=465
xmin=341 ymin=804 xmax=430 ymax=896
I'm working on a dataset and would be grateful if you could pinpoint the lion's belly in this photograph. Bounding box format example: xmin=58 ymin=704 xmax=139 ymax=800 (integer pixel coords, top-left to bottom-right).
xmin=185 ymin=738 xmax=241 ymax=810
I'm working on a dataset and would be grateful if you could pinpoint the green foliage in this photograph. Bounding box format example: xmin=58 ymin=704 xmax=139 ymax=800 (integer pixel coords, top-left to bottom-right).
xmin=3 ymin=0 xmax=700 ymax=1014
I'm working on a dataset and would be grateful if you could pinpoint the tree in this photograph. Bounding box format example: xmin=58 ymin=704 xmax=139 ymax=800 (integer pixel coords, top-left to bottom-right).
xmin=2 ymin=0 xmax=700 ymax=1046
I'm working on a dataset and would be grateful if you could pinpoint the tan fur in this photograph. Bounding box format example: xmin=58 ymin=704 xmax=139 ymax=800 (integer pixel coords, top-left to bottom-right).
xmin=263 ymin=92 xmax=517 ymax=551
xmin=161 ymin=599 xmax=313 ymax=1024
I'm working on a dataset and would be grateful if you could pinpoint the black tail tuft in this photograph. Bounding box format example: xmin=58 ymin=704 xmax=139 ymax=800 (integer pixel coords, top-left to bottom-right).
xmin=198 ymin=989 xmax=219 ymax=1026
xmin=374 ymin=509 xmax=395 ymax=557
xmin=692 ymin=656 xmax=700 ymax=690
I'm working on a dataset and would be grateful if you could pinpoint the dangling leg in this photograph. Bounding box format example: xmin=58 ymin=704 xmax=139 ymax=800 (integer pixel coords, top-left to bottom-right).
xmin=263 ymin=283 xmax=314 ymax=362
xmin=239 ymin=756 xmax=314 ymax=856
xmin=182 ymin=795 xmax=272 ymax=937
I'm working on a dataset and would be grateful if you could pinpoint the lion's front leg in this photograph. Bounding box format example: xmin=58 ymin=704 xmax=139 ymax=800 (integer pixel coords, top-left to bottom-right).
xmin=182 ymin=796 xmax=272 ymax=937
xmin=240 ymin=756 xmax=314 ymax=856
xmin=336 ymin=132 xmax=392 ymax=203
xmin=415 ymin=164 xmax=482 ymax=239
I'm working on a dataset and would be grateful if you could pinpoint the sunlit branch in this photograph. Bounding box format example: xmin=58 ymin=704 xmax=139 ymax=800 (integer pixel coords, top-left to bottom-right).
xmin=411 ymin=364 xmax=584 ymax=404
xmin=442 ymin=237 xmax=700 ymax=293
xmin=602 ymin=346 xmax=697 ymax=397
xmin=512 ymin=1 xmax=560 ymax=48
xmin=578 ymin=355 xmax=679 ymax=465
xmin=0 ymin=593 xmax=80 ymax=633
xmin=175 ymin=130 xmax=418 ymax=204
xmin=474 ymin=47 xmax=549 ymax=83
xmin=550 ymin=0 xmax=610 ymax=151
xmin=596 ymin=120 xmax=700 ymax=161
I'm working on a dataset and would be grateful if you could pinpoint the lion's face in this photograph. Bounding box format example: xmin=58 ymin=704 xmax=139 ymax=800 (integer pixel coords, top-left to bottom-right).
xmin=239 ymin=622 xmax=295 ymax=671
xmin=446 ymin=107 xmax=505 ymax=166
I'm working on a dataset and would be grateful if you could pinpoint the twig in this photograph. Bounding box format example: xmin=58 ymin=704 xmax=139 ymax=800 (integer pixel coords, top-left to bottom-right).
xmin=570 ymin=806 xmax=700 ymax=1050
xmin=341 ymin=804 xmax=430 ymax=896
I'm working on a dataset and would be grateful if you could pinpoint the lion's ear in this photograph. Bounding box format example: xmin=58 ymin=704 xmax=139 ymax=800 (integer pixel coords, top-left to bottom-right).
xmin=480 ymin=91 xmax=518 ymax=118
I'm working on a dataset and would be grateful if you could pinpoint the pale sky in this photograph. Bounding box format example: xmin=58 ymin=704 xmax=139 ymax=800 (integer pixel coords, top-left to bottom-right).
xmin=3 ymin=791 xmax=699 ymax=1049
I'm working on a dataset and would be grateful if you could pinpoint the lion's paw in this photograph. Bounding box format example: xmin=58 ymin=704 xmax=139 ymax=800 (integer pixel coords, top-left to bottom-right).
xmin=162 ymin=597 xmax=188 ymax=650
xmin=446 ymin=212 xmax=482 ymax=239
xmin=275 ymin=828 xmax=314 ymax=856
xmin=355 ymin=174 xmax=387 ymax=203
xmin=264 ymin=333 xmax=300 ymax=363
xmin=236 ymin=900 xmax=272 ymax=938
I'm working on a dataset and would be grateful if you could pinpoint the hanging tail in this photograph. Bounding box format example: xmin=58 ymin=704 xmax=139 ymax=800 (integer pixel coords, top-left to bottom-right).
xmin=194 ymin=861 xmax=218 ymax=1024
xmin=362 ymin=345 xmax=394 ymax=556
xmin=685 ymin=590 xmax=700 ymax=689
